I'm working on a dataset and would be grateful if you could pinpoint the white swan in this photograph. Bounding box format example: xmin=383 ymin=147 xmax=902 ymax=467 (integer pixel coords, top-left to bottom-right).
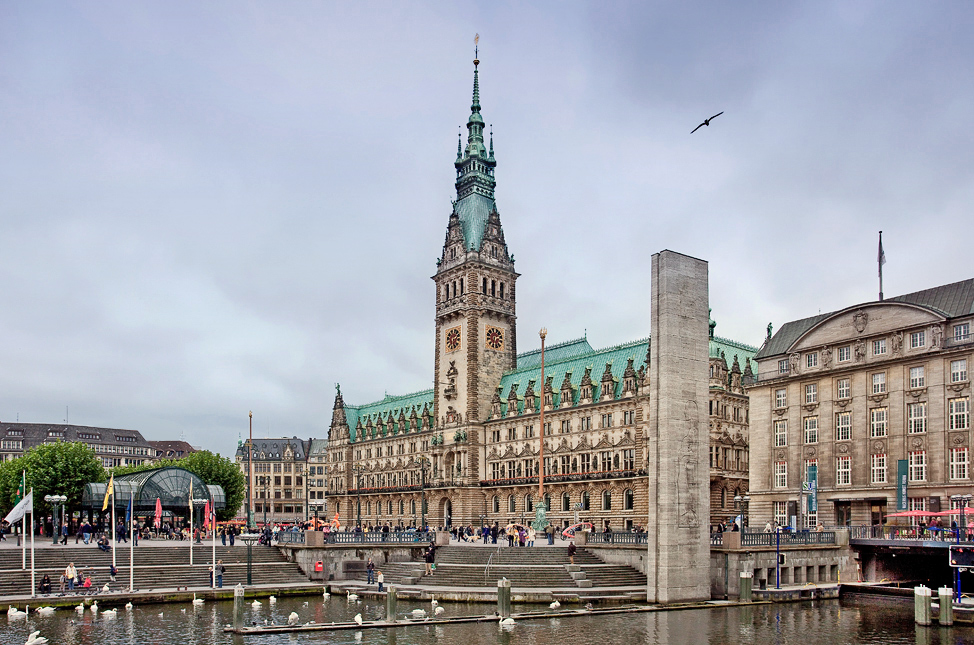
xmin=101 ymin=608 xmax=118 ymax=618
xmin=90 ymin=602 xmax=98 ymax=614
xmin=124 ymin=602 xmax=133 ymax=611
xmin=411 ymin=608 xmax=427 ymax=618
xmin=34 ymin=606 xmax=56 ymax=616
xmin=434 ymin=605 xmax=445 ymax=615
xmin=322 ymin=589 xmax=330 ymax=598
xmin=25 ymin=631 xmax=48 ymax=645
xmin=101 ymin=584 xmax=110 ymax=593
xmin=430 ymin=596 xmax=438 ymax=606
xmin=75 ymin=604 xmax=84 ymax=613
xmin=287 ymin=611 xmax=299 ymax=625
xmin=354 ymin=613 xmax=363 ymax=625
xmin=268 ymin=596 xmax=276 ymax=604
xmin=549 ymin=600 xmax=561 ymax=609
xmin=192 ymin=594 xmax=204 ymax=606
xmin=346 ymin=593 xmax=358 ymax=602
xmin=251 ymin=600 xmax=261 ymax=608
xmin=8 ymin=605 xmax=27 ymax=618
xmin=500 ymin=617 xmax=516 ymax=626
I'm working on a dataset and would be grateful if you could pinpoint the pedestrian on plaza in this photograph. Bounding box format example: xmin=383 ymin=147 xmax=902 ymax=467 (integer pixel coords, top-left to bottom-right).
xmin=377 ymin=570 xmax=384 ymax=592
xmin=133 ymin=523 xmax=139 ymax=546
xmin=82 ymin=521 xmax=92 ymax=545
xmin=221 ymin=526 xmax=226 ymax=546
xmin=39 ymin=574 xmax=52 ymax=594
xmin=60 ymin=523 xmax=68 ymax=545
xmin=229 ymin=525 xmax=236 ymax=546
xmin=546 ymin=524 xmax=554 ymax=545
xmin=491 ymin=523 xmax=498 ymax=544
xmin=567 ymin=541 xmax=576 ymax=565
xmin=117 ymin=520 xmax=127 ymax=543
xmin=215 ymin=560 xmax=225 ymax=588
xmin=424 ymin=543 xmax=436 ymax=576
xmin=110 ymin=564 xmax=117 ymax=582
xmin=65 ymin=563 xmax=77 ymax=591
xmin=367 ymin=558 xmax=375 ymax=584
xmin=527 ymin=526 xmax=536 ymax=547
xmin=58 ymin=573 xmax=66 ymax=594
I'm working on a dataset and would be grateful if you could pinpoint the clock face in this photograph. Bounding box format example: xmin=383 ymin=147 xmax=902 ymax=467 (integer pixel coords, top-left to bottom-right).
xmin=445 ymin=327 xmax=461 ymax=352
xmin=485 ymin=326 xmax=504 ymax=350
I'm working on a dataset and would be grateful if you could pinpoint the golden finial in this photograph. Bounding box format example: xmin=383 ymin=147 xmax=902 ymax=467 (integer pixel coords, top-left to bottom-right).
xmin=248 ymin=410 xmax=252 ymax=418
xmin=539 ymin=328 xmax=547 ymax=340
xmin=474 ymin=33 xmax=479 ymax=66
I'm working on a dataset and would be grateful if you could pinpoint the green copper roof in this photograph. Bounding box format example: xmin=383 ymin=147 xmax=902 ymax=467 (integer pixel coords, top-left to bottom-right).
xmin=452 ymin=58 xmax=497 ymax=252
xmin=518 ymin=337 xmax=594 ymax=370
xmin=345 ymin=388 xmax=434 ymax=443
xmin=497 ymin=337 xmax=649 ymax=414
xmin=709 ymin=334 xmax=759 ymax=365
xmin=454 ymin=193 xmax=494 ymax=251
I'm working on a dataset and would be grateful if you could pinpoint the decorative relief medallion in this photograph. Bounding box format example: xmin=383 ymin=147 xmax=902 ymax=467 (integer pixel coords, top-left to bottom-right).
xmin=805 ymin=448 xmax=817 ymax=458
xmin=838 ymin=444 xmax=850 ymax=454
xmin=911 ymin=437 xmax=924 ymax=449
xmin=485 ymin=325 xmax=504 ymax=350
xmin=872 ymin=441 xmax=886 ymax=452
xmin=853 ymin=310 xmax=869 ymax=333
xmin=950 ymin=433 xmax=968 ymax=446
xmin=776 ymin=450 xmax=786 ymax=460
xmin=445 ymin=326 xmax=461 ymax=352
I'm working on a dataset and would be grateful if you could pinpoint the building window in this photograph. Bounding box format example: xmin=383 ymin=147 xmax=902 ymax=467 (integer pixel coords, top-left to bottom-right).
xmin=803 ymin=417 xmax=818 ymax=444
xmin=873 ymin=339 xmax=887 ymax=356
xmin=623 ymin=410 xmax=635 ymax=425
xmin=803 ymin=458 xmax=818 ymax=484
xmin=955 ymin=323 xmax=971 ymax=341
xmin=908 ymin=402 xmax=927 ymax=434
xmin=624 ymin=489 xmax=634 ymax=510
xmin=908 ymin=450 xmax=927 ymax=482
xmin=602 ymin=490 xmax=611 ymax=510
xmin=909 ymin=366 xmax=925 ymax=389
xmin=871 ymin=454 xmax=887 ymax=484
xmin=774 ymin=420 xmax=788 ymax=447
xmin=951 ymin=359 xmax=968 ymax=383
xmin=774 ymin=388 xmax=787 ymax=409
xmin=778 ymin=359 xmax=789 ymax=374
xmin=601 ymin=414 xmax=613 ymax=428
xmin=774 ymin=461 xmax=787 ymax=488
xmin=773 ymin=501 xmax=788 ymax=525
xmin=561 ymin=420 xmax=571 ymax=433
xmin=949 ymin=397 xmax=970 ymax=430
xmin=580 ymin=417 xmax=592 ymax=431
xmin=508 ymin=495 xmax=516 ymax=513
xmin=871 ymin=372 xmax=886 ymax=394
xmin=837 ymin=346 xmax=851 ymax=362
xmin=806 ymin=353 xmax=818 ymax=369
xmin=836 ymin=456 xmax=851 ymax=486
xmin=910 ymin=331 xmax=926 ymax=349
xmin=837 ymin=378 xmax=851 ymax=400
xmin=870 ymin=407 xmax=888 ymax=438
xmin=581 ymin=491 xmax=590 ymax=511
xmin=950 ymin=447 xmax=969 ymax=480
xmin=622 ymin=449 xmax=635 ymax=470
xmin=804 ymin=383 xmax=818 ymax=404
xmin=835 ymin=411 xmax=852 ymax=441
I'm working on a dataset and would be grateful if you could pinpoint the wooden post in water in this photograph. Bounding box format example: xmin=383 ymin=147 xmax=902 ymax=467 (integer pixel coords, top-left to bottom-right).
xmin=385 ymin=586 xmax=397 ymax=622
xmin=497 ymin=578 xmax=511 ymax=618
xmin=938 ymin=587 xmax=953 ymax=626
xmin=915 ymin=585 xmax=932 ymax=626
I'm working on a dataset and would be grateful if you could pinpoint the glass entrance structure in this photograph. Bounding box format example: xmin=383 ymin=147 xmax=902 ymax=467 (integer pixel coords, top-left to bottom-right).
xmin=82 ymin=466 xmax=226 ymax=516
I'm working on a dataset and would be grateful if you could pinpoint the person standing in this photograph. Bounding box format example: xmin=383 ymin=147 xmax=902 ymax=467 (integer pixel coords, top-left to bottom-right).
xmin=377 ymin=570 xmax=384 ymax=592
xmin=546 ymin=524 xmax=554 ymax=545
xmin=527 ymin=526 xmax=536 ymax=547
xmin=367 ymin=558 xmax=375 ymax=584
xmin=567 ymin=541 xmax=576 ymax=565
xmin=221 ymin=526 xmax=226 ymax=546
xmin=117 ymin=520 xmax=127 ymax=543
xmin=229 ymin=525 xmax=235 ymax=546
xmin=60 ymin=523 xmax=68 ymax=545
xmin=64 ymin=562 xmax=77 ymax=591
xmin=215 ymin=560 xmax=225 ymax=588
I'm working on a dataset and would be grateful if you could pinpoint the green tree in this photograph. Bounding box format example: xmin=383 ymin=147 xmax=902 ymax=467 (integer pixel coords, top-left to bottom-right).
xmin=177 ymin=451 xmax=245 ymax=521
xmin=0 ymin=442 xmax=106 ymax=518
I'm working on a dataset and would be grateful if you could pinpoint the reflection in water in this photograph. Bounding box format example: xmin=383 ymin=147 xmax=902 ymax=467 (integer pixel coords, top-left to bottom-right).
xmin=0 ymin=594 xmax=968 ymax=644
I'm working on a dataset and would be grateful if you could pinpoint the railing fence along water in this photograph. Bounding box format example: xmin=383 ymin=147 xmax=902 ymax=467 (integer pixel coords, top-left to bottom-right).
xmin=846 ymin=524 xmax=974 ymax=542
xmin=585 ymin=531 xmax=647 ymax=545
xmin=738 ymin=531 xmax=836 ymax=547
xmin=274 ymin=531 xmax=436 ymax=545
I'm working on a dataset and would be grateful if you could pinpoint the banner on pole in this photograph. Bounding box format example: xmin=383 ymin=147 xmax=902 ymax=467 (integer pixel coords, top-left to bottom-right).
xmin=806 ymin=464 xmax=818 ymax=514
xmin=102 ymin=475 xmax=114 ymax=511
xmin=897 ymin=460 xmax=909 ymax=511
xmin=4 ymin=490 xmax=32 ymax=525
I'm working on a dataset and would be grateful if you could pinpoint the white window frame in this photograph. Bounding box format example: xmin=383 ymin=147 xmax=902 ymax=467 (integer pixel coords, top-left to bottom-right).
xmin=774 ymin=461 xmax=787 ymax=488
xmin=949 ymin=397 xmax=970 ymax=430
xmin=775 ymin=388 xmax=787 ymax=408
xmin=870 ymin=407 xmax=888 ymax=438
xmin=773 ymin=501 xmax=788 ymax=525
xmin=870 ymin=453 xmax=887 ymax=484
xmin=908 ymin=450 xmax=927 ymax=482
xmin=804 ymin=383 xmax=818 ymax=404
xmin=836 ymin=456 xmax=851 ymax=486
xmin=909 ymin=366 xmax=925 ymax=389
xmin=837 ymin=378 xmax=851 ymax=399
xmin=835 ymin=411 xmax=852 ymax=441
xmin=803 ymin=416 xmax=818 ymax=444
xmin=806 ymin=353 xmax=818 ymax=369
xmin=954 ymin=323 xmax=970 ymax=341
xmin=837 ymin=346 xmax=851 ymax=362
xmin=950 ymin=447 xmax=969 ymax=481
xmin=873 ymin=339 xmax=887 ymax=356
xmin=774 ymin=420 xmax=788 ymax=447
xmin=951 ymin=359 xmax=968 ymax=383
xmin=803 ymin=458 xmax=818 ymax=483
xmin=910 ymin=331 xmax=926 ymax=349
xmin=778 ymin=359 xmax=789 ymax=374
xmin=908 ymin=402 xmax=927 ymax=434
xmin=872 ymin=372 xmax=886 ymax=394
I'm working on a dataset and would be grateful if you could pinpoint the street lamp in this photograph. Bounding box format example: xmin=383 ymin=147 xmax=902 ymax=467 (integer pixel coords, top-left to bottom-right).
xmin=44 ymin=495 xmax=67 ymax=545
xmin=734 ymin=494 xmax=751 ymax=530
xmin=258 ymin=476 xmax=270 ymax=526
xmin=414 ymin=457 xmax=430 ymax=531
xmin=240 ymin=533 xmax=259 ymax=586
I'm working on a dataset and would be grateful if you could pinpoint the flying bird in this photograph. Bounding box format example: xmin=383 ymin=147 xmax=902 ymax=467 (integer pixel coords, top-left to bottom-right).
xmin=691 ymin=112 xmax=724 ymax=133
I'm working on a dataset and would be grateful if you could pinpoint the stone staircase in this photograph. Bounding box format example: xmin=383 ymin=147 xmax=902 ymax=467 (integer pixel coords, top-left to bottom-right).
xmin=0 ymin=544 xmax=307 ymax=597
xmin=376 ymin=546 xmax=646 ymax=592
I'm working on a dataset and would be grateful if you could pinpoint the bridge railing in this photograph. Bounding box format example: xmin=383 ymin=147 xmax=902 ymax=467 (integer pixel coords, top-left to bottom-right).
xmin=275 ymin=530 xmax=436 ymax=545
xmin=740 ymin=531 xmax=836 ymax=547
xmin=846 ymin=525 xmax=969 ymax=542
xmin=585 ymin=531 xmax=647 ymax=545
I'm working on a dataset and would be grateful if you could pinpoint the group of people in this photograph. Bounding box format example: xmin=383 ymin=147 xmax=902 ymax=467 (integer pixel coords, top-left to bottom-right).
xmin=365 ymin=558 xmax=385 ymax=591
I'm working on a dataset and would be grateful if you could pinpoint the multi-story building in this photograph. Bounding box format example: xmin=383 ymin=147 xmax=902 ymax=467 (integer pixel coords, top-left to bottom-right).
xmin=306 ymin=439 xmax=329 ymax=519
xmin=149 ymin=440 xmax=198 ymax=460
xmin=748 ymin=279 xmax=973 ymax=528
xmin=235 ymin=436 xmax=310 ymax=524
xmin=321 ymin=55 xmax=757 ymax=532
xmin=0 ymin=423 xmax=155 ymax=468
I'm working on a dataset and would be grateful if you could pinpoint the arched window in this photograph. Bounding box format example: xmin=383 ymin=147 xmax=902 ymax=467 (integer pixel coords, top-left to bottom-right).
xmin=411 ymin=500 xmax=416 ymax=515
xmin=483 ymin=277 xmax=488 ymax=293
xmin=624 ymin=489 xmax=634 ymax=510
xmin=500 ymin=282 xmax=505 ymax=298
xmin=366 ymin=501 xmax=371 ymax=514
xmin=491 ymin=280 xmax=496 ymax=296
xmin=399 ymin=500 xmax=404 ymax=515
xmin=492 ymin=496 xmax=500 ymax=513
xmin=526 ymin=494 xmax=533 ymax=512
xmin=581 ymin=491 xmax=590 ymax=511
xmin=602 ymin=490 xmax=612 ymax=510
xmin=508 ymin=494 xmax=516 ymax=513
xmin=721 ymin=488 xmax=727 ymax=508
xmin=543 ymin=493 xmax=552 ymax=511
xmin=562 ymin=492 xmax=571 ymax=512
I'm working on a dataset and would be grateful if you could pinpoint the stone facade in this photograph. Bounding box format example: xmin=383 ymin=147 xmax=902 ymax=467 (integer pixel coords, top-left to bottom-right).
xmin=234 ymin=436 xmax=311 ymax=525
xmin=748 ymin=279 xmax=974 ymax=528
xmin=0 ymin=422 xmax=155 ymax=468
xmin=319 ymin=57 xmax=756 ymax=535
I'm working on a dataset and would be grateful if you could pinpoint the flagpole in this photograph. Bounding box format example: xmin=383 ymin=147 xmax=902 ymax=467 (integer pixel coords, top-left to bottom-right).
xmin=129 ymin=492 xmax=135 ymax=592
xmin=189 ymin=491 xmax=193 ymax=567
xmin=21 ymin=471 xmax=26 ymax=571
xmin=878 ymin=230 xmax=885 ymax=301
xmin=111 ymin=486 xmax=116 ymax=570
xmin=29 ymin=488 xmax=35 ymax=598
xmin=211 ymin=504 xmax=216 ymax=589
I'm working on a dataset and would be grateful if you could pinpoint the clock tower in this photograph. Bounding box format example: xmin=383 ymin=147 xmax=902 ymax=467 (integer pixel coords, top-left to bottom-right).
xmin=433 ymin=53 xmax=518 ymax=431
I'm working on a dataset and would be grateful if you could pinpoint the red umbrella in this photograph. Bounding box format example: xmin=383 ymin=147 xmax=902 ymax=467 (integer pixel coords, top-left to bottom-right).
xmin=203 ymin=500 xmax=211 ymax=531
xmin=154 ymin=497 xmax=162 ymax=528
xmin=886 ymin=510 xmax=938 ymax=517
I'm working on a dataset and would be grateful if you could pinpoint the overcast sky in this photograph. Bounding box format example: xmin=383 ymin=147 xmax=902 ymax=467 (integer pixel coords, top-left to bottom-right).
xmin=1 ymin=2 xmax=971 ymax=456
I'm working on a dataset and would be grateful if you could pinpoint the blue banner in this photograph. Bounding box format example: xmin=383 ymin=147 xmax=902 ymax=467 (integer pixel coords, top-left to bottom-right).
xmin=807 ymin=464 xmax=818 ymax=514
xmin=897 ymin=460 xmax=909 ymax=511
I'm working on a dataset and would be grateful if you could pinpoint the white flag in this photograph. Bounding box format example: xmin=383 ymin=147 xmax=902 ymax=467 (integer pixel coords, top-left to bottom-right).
xmin=4 ymin=490 xmax=32 ymax=525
